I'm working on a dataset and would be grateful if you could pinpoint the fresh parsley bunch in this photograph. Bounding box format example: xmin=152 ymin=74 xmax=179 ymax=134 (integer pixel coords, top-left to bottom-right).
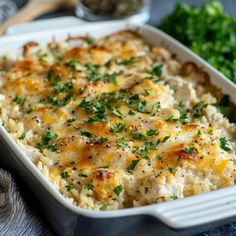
xmin=160 ymin=1 xmax=236 ymax=83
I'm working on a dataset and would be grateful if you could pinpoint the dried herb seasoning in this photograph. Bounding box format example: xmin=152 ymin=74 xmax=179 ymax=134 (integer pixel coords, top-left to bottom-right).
xmin=81 ymin=0 xmax=145 ymax=17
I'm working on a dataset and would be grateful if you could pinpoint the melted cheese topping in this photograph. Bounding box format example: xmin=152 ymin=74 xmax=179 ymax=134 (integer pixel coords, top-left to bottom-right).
xmin=0 ymin=31 xmax=236 ymax=210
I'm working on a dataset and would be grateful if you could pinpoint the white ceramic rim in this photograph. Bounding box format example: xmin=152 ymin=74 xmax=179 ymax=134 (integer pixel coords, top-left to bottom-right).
xmin=1 ymin=21 xmax=236 ymax=229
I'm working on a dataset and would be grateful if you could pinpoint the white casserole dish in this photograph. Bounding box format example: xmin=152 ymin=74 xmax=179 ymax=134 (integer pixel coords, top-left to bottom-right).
xmin=1 ymin=21 xmax=236 ymax=235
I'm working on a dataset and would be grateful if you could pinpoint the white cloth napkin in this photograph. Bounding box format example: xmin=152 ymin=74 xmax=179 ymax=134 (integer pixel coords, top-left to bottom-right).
xmin=0 ymin=168 xmax=52 ymax=235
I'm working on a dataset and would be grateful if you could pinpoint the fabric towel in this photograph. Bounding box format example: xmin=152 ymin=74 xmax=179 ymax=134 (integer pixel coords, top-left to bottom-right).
xmin=0 ymin=168 xmax=52 ymax=235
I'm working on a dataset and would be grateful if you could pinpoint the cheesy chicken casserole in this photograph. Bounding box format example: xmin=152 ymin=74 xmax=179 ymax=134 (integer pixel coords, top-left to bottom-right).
xmin=0 ymin=31 xmax=236 ymax=211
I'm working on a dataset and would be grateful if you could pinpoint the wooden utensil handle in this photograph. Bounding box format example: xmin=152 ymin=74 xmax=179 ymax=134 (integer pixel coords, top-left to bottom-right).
xmin=0 ymin=1 xmax=61 ymax=36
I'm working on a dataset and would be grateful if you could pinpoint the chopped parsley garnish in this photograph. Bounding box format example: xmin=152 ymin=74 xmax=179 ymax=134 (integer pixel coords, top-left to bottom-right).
xmin=107 ymin=73 xmax=117 ymax=85
xmin=124 ymin=94 xmax=139 ymax=106
xmin=176 ymin=101 xmax=189 ymax=113
xmin=193 ymin=102 xmax=208 ymax=118
xmin=152 ymin=101 xmax=161 ymax=113
xmin=112 ymin=108 xmax=124 ymax=119
xmin=144 ymin=89 xmax=151 ymax=96
xmin=53 ymin=82 xmax=73 ymax=94
xmin=13 ymin=96 xmax=25 ymax=105
xmin=131 ymin=131 xmax=147 ymax=142
xmin=85 ymin=63 xmax=103 ymax=82
xmin=19 ymin=132 xmax=26 ymax=140
xmin=137 ymin=146 xmax=150 ymax=160
xmin=166 ymin=116 xmax=178 ymax=123
xmin=117 ymin=137 xmax=128 ymax=148
xmin=179 ymin=113 xmax=189 ymax=124
xmin=60 ymin=172 xmax=69 ymax=179
xmin=156 ymin=155 xmax=163 ymax=160
xmin=42 ymin=131 xmax=58 ymax=145
xmin=168 ymin=167 xmax=174 ymax=173
xmin=136 ymin=100 xmax=147 ymax=113
xmin=100 ymin=204 xmax=107 ymax=211
xmin=39 ymin=98 xmax=46 ymax=104
xmin=184 ymin=147 xmax=197 ymax=155
xmin=116 ymin=57 xmax=137 ymax=66
xmin=110 ymin=123 xmax=127 ymax=133
xmin=113 ymin=185 xmax=123 ymax=196
xmin=66 ymin=60 xmax=78 ymax=72
xmin=166 ymin=110 xmax=189 ymax=124
xmin=47 ymin=92 xmax=74 ymax=107
xmin=162 ymin=136 xmax=170 ymax=143
xmin=47 ymin=71 xmax=61 ymax=86
xmin=217 ymin=95 xmax=235 ymax=122
xmin=86 ymin=36 xmax=94 ymax=44
xmin=208 ymin=129 xmax=213 ymax=135
xmin=80 ymin=131 xmax=93 ymax=138
xmin=150 ymin=64 xmax=163 ymax=77
xmin=146 ymin=129 xmax=157 ymax=137
xmin=98 ymin=137 xmax=108 ymax=143
xmin=219 ymin=137 xmax=232 ymax=153
xmin=128 ymin=110 xmax=136 ymax=116
xmin=37 ymin=131 xmax=58 ymax=152
xmin=171 ymin=196 xmax=178 ymax=200
xmin=84 ymin=115 xmax=108 ymax=124
xmin=26 ymin=108 xmax=34 ymax=114
xmin=78 ymin=99 xmax=91 ymax=113
xmin=65 ymin=185 xmax=72 ymax=191
xmin=87 ymin=183 xmax=95 ymax=190
xmin=67 ymin=118 xmax=76 ymax=123
xmin=79 ymin=173 xmax=88 ymax=178
xmin=127 ymin=159 xmax=140 ymax=173
xmin=86 ymin=63 xmax=97 ymax=73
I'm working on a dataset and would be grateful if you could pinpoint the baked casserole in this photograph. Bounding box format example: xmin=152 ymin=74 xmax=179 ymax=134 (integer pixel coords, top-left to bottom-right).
xmin=0 ymin=31 xmax=236 ymax=211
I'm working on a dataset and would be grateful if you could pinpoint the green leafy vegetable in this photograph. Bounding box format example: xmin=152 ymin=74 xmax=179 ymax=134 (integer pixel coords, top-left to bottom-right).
xmin=217 ymin=95 xmax=235 ymax=122
xmin=131 ymin=131 xmax=147 ymax=142
xmin=80 ymin=131 xmax=93 ymax=138
xmin=112 ymin=108 xmax=124 ymax=119
xmin=193 ymin=102 xmax=208 ymax=118
xmin=19 ymin=132 xmax=26 ymax=140
xmin=60 ymin=172 xmax=69 ymax=179
xmin=86 ymin=36 xmax=94 ymax=44
xmin=66 ymin=60 xmax=78 ymax=72
xmin=65 ymin=185 xmax=72 ymax=191
xmin=67 ymin=118 xmax=76 ymax=123
xmin=110 ymin=123 xmax=127 ymax=133
xmin=127 ymin=159 xmax=140 ymax=173
xmin=113 ymin=185 xmax=123 ymax=196
xmin=117 ymin=137 xmax=128 ymax=148
xmin=13 ymin=96 xmax=25 ymax=105
xmin=219 ymin=137 xmax=232 ymax=152
xmin=100 ymin=204 xmax=107 ymax=211
xmin=160 ymin=2 xmax=236 ymax=83
xmin=146 ymin=129 xmax=157 ymax=137
xmin=150 ymin=64 xmax=163 ymax=77
xmin=184 ymin=147 xmax=197 ymax=155
xmin=36 ymin=131 xmax=58 ymax=152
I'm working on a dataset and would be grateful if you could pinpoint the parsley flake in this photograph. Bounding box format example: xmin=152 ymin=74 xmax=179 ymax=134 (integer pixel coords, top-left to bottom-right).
xmin=60 ymin=172 xmax=69 ymax=179
xmin=219 ymin=137 xmax=232 ymax=152
xmin=113 ymin=185 xmax=123 ymax=196
xmin=127 ymin=159 xmax=140 ymax=173
xmin=19 ymin=132 xmax=26 ymax=140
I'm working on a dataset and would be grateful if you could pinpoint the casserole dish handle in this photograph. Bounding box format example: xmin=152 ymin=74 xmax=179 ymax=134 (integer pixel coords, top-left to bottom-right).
xmin=150 ymin=186 xmax=236 ymax=228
